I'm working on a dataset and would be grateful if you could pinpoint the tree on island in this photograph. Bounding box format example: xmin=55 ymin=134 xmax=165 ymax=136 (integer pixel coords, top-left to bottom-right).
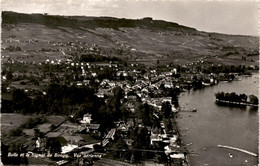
xmin=249 ymin=95 xmax=259 ymax=104
xmin=230 ymin=92 xmax=240 ymax=103
xmin=215 ymin=92 xmax=225 ymax=100
xmin=216 ymin=92 xmax=247 ymax=103
xmin=215 ymin=92 xmax=258 ymax=106
xmin=239 ymin=94 xmax=247 ymax=102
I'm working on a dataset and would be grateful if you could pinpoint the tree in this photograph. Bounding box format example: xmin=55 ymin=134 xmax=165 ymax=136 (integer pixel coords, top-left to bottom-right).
xmin=192 ymin=76 xmax=203 ymax=89
xmin=12 ymin=89 xmax=31 ymax=113
xmin=164 ymin=119 xmax=172 ymax=132
xmin=120 ymin=105 xmax=130 ymax=122
xmin=34 ymin=128 xmax=40 ymax=137
xmin=224 ymin=93 xmax=231 ymax=101
xmin=161 ymin=102 xmax=172 ymax=118
xmin=136 ymin=103 xmax=154 ymax=126
xmin=112 ymin=139 xmax=128 ymax=159
xmin=230 ymin=92 xmax=239 ymax=102
xmin=6 ymin=70 xmax=13 ymax=80
xmin=132 ymin=127 xmax=150 ymax=159
xmin=249 ymin=95 xmax=258 ymax=104
xmin=239 ymin=94 xmax=247 ymax=102
xmin=50 ymin=124 xmax=56 ymax=130
xmin=113 ymin=86 xmax=124 ymax=99
xmin=5 ymin=45 xmax=21 ymax=52
xmin=48 ymin=139 xmax=62 ymax=156
xmin=9 ymin=128 xmax=23 ymax=137
xmin=215 ymin=92 xmax=225 ymax=100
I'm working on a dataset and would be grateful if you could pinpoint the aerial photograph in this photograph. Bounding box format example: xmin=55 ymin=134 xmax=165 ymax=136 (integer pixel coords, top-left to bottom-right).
xmin=1 ymin=0 xmax=259 ymax=165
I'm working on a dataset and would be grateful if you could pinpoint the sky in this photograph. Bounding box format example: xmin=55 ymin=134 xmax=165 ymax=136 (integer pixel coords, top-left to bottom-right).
xmin=1 ymin=0 xmax=259 ymax=36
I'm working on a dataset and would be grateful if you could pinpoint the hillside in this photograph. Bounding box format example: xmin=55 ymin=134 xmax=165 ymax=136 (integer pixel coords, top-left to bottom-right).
xmin=2 ymin=11 xmax=259 ymax=66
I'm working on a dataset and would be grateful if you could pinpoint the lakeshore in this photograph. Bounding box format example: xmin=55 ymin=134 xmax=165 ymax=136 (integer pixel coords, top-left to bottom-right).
xmin=177 ymin=72 xmax=259 ymax=166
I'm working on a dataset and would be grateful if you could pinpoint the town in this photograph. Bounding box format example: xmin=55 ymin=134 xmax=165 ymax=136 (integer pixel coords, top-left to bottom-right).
xmin=1 ymin=37 xmax=258 ymax=166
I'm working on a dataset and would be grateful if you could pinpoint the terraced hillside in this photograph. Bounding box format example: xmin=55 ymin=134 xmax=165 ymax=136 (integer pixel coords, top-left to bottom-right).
xmin=2 ymin=11 xmax=259 ymax=66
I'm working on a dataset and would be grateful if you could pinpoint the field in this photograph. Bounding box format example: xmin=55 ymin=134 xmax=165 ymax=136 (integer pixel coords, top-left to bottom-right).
xmin=1 ymin=113 xmax=32 ymax=135
xmin=1 ymin=113 xmax=34 ymax=146
xmin=1 ymin=114 xmax=66 ymax=137
xmin=9 ymin=80 xmax=42 ymax=91
xmin=46 ymin=116 xmax=66 ymax=126
xmin=2 ymin=22 xmax=258 ymax=66
xmin=1 ymin=93 xmax=13 ymax=100
xmin=38 ymin=123 xmax=52 ymax=133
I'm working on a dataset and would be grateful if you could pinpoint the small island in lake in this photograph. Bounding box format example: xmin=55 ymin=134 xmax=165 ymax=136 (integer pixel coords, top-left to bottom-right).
xmin=215 ymin=92 xmax=258 ymax=107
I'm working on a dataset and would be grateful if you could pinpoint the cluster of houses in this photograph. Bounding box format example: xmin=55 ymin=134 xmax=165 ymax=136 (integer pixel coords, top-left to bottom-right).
xmin=3 ymin=37 xmax=257 ymax=166
xmin=76 ymin=112 xmax=185 ymax=160
xmin=86 ymin=69 xmax=187 ymax=161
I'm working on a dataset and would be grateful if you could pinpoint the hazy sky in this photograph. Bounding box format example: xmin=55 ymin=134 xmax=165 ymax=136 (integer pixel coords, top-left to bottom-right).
xmin=2 ymin=0 xmax=259 ymax=36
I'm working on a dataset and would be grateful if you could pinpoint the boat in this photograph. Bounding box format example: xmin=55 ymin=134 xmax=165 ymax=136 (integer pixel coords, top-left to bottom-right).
xmin=228 ymin=153 xmax=233 ymax=158
xmin=186 ymin=143 xmax=193 ymax=146
xmin=234 ymin=77 xmax=242 ymax=81
xmin=191 ymin=108 xmax=197 ymax=112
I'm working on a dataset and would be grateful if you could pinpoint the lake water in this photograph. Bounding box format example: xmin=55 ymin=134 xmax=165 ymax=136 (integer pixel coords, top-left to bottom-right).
xmin=177 ymin=72 xmax=259 ymax=166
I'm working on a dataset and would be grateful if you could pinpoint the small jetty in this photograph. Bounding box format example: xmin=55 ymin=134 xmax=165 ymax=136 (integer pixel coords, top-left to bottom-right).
xmin=179 ymin=108 xmax=197 ymax=113
xmin=217 ymin=145 xmax=258 ymax=157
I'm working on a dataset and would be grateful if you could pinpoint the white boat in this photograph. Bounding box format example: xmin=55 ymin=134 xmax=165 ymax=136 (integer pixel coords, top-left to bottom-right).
xmin=228 ymin=153 xmax=233 ymax=158
xmin=191 ymin=108 xmax=197 ymax=112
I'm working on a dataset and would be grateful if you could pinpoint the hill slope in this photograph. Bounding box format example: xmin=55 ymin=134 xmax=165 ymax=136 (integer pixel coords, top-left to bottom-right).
xmin=2 ymin=11 xmax=259 ymax=66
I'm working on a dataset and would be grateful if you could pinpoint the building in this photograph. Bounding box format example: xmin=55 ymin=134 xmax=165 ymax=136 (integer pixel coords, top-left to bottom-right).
xmin=80 ymin=114 xmax=92 ymax=124
xmin=86 ymin=124 xmax=100 ymax=133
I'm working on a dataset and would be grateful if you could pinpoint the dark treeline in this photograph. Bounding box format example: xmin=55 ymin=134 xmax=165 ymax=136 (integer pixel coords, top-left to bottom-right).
xmin=215 ymin=92 xmax=258 ymax=105
xmin=2 ymin=85 xmax=131 ymax=132
xmin=2 ymin=84 xmax=99 ymax=115
xmin=2 ymin=11 xmax=195 ymax=31
xmin=79 ymin=54 xmax=119 ymax=62
xmin=5 ymin=45 xmax=22 ymax=52
xmin=2 ymin=84 xmax=102 ymax=126
xmin=203 ymin=65 xmax=257 ymax=74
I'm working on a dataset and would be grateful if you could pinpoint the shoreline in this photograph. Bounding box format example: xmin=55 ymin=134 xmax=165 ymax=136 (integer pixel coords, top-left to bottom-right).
xmin=173 ymin=113 xmax=191 ymax=166
xmin=175 ymin=71 xmax=258 ymax=166
xmin=215 ymin=99 xmax=258 ymax=107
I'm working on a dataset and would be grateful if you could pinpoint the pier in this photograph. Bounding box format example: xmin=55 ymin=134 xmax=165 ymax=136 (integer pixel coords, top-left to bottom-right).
xmin=217 ymin=145 xmax=258 ymax=157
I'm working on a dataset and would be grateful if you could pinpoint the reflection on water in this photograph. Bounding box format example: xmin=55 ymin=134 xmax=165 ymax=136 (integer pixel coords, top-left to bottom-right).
xmin=177 ymin=73 xmax=259 ymax=166
xmin=249 ymin=106 xmax=259 ymax=112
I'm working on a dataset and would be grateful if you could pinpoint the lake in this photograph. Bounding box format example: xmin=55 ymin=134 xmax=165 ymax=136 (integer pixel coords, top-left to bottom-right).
xmin=177 ymin=72 xmax=259 ymax=166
